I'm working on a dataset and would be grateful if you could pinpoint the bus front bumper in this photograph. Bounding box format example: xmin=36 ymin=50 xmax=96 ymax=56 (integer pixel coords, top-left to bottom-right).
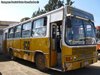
xmin=64 ymin=57 xmax=97 ymax=71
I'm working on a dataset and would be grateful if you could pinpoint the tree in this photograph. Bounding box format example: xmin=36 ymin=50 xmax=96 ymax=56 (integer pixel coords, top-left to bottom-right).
xmin=67 ymin=0 xmax=74 ymax=6
xmin=57 ymin=0 xmax=64 ymax=8
xmin=32 ymin=11 xmax=36 ymax=18
xmin=20 ymin=17 xmax=30 ymax=22
xmin=32 ymin=8 xmax=46 ymax=18
xmin=44 ymin=0 xmax=64 ymax=12
xmin=32 ymin=0 xmax=64 ymax=18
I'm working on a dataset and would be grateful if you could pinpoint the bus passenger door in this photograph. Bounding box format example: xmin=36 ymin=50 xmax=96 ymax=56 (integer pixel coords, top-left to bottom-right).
xmin=50 ymin=23 xmax=57 ymax=67
xmin=50 ymin=23 xmax=62 ymax=68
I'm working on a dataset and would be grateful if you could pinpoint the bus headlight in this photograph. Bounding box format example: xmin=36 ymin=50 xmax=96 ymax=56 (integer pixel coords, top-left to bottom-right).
xmin=73 ymin=56 xmax=77 ymax=60
xmin=65 ymin=56 xmax=77 ymax=62
xmin=65 ymin=57 xmax=73 ymax=62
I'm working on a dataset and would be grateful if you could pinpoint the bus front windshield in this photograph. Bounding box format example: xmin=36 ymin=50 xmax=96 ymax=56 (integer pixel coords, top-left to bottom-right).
xmin=65 ymin=17 xmax=96 ymax=45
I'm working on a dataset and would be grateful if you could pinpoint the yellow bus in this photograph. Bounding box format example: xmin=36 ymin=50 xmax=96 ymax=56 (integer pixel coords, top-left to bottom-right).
xmin=3 ymin=6 xmax=97 ymax=71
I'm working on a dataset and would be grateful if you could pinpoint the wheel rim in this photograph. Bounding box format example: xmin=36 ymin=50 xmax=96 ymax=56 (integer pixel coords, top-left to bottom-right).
xmin=36 ymin=54 xmax=46 ymax=70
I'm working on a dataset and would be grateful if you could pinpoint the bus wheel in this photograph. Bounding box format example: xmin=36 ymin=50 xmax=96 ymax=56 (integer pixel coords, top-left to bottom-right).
xmin=35 ymin=53 xmax=47 ymax=71
xmin=9 ymin=49 xmax=15 ymax=60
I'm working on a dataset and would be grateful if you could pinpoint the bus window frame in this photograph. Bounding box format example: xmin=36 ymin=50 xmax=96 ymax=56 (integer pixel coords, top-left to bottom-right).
xmin=22 ymin=21 xmax=32 ymax=38
xmin=8 ymin=27 xmax=14 ymax=39
xmin=32 ymin=17 xmax=47 ymax=37
xmin=65 ymin=17 xmax=96 ymax=46
xmin=14 ymin=25 xmax=22 ymax=38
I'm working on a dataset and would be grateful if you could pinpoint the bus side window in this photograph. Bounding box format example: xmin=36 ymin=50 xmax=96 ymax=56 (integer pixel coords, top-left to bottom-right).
xmin=4 ymin=29 xmax=8 ymax=39
xmin=5 ymin=33 xmax=8 ymax=40
xmin=32 ymin=17 xmax=47 ymax=37
xmin=8 ymin=28 xmax=14 ymax=38
xmin=15 ymin=25 xmax=21 ymax=38
xmin=22 ymin=22 xmax=32 ymax=38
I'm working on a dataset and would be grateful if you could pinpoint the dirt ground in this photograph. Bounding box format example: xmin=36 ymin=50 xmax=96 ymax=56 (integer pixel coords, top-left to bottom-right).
xmin=0 ymin=54 xmax=100 ymax=75
xmin=0 ymin=54 xmax=48 ymax=75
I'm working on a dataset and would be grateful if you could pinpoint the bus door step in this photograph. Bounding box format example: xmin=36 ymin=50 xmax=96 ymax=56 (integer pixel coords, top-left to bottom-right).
xmin=51 ymin=66 xmax=62 ymax=71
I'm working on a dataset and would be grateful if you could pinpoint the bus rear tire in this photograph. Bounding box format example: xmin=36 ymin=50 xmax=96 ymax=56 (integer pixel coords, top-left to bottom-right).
xmin=35 ymin=53 xmax=47 ymax=71
xmin=8 ymin=49 xmax=15 ymax=60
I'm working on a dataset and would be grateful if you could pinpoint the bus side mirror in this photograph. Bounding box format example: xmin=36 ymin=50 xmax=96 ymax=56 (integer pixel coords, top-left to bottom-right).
xmin=66 ymin=17 xmax=72 ymax=28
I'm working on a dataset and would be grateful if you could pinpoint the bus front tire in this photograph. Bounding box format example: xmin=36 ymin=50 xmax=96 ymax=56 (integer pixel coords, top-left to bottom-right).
xmin=35 ymin=53 xmax=47 ymax=71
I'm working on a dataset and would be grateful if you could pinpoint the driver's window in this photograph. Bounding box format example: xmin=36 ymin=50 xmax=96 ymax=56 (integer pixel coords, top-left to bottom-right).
xmin=84 ymin=22 xmax=96 ymax=44
xmin=66 ymin=18 xmax=85 ymax=45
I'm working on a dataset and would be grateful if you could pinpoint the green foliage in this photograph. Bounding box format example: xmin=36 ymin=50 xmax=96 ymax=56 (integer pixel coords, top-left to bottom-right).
xmin=32 ymin=0 xmax=64 ymax=18
xmin=67 ymin=0 xmax=74 ymax=6
xmin=32 ymin=8 xmax=46 ymax=18
xmin=44 ymin=0 xmax=64 ymax=12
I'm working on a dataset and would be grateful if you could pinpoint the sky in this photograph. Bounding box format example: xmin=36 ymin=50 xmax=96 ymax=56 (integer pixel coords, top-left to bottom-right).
xmin=0 ymin=0 xmax=100 ymax=26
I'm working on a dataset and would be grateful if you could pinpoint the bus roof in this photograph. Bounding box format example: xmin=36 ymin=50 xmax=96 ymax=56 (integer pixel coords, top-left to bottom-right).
xmin=4 ymin=6 xmax=94 ymax=30
xmin=4 ymin=6 xmax=64 ymax=30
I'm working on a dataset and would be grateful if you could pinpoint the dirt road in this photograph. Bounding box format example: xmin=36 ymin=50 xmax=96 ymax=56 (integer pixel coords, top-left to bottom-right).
xmin=0 ymin=54 xmax=100 ymax=75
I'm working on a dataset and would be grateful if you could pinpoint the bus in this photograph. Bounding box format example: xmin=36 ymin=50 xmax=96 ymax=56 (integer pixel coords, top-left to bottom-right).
xmin=3 ymin=5 xmax=97 ymax=72
xmin=96 ymin=26 xmax=100 ymax=53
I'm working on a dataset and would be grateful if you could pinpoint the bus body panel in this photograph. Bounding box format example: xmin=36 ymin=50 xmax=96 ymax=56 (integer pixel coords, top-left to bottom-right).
xmin=3 ymin=40 xmax=7 ymax=53
xmin=7 ymin=39 xmax=14 ymax=49
xmin=62 ymin=45 xmax=97 ymax=71
xmin=13 ymin=39 xmax=21 ymax=58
